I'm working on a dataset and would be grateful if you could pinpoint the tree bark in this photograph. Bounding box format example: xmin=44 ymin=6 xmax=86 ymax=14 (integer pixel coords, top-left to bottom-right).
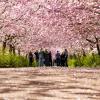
xmin=9 ymin=44 xmax=13 ymax=54
xmin=96 ymin=43 xmax=100 ymax=55
xmin=95 ymin=36 xmax=100 ymax=55
xmin=86 ymin=37 xmax=100 ymax=55
xmin=12 ymin=46 xmax=16 ymax=55
xmin=2 ymin=41 xmax=6 ymax=54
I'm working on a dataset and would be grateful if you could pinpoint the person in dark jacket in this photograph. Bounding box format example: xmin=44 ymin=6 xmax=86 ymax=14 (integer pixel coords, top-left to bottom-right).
xmin=48 ymin=51 xmax=52 ymax=66
xmin=44 ymin=49 xmax=50 ymax=66
xmin=28 ymin=51 xmax=33 ymax=66
xmin=64 ymin=49 xmax=68 ymax=67
xmin=55 ymin=51 xmax=61 ymax=66
xmin=39 ymin=48 xmax=44 ymax=66
xmin=34 ymin=50 xmax=39 ymax=66
xmin=61 ymin=51 xmax=66 ymax=67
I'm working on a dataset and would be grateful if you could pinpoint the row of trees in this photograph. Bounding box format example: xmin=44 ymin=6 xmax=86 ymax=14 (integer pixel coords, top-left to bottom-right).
xmin=0 ymin=0 xmax=100 ymax=55
xmin=1 ymin=34 xmax=21 ymax=55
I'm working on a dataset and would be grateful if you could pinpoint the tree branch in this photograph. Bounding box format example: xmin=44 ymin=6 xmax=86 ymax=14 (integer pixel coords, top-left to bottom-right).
xmin=86 ymin=38 xmax=96 ymax=44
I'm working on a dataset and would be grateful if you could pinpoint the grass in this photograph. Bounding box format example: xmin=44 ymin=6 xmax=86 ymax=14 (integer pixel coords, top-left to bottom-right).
xmin=0 ymin=53 xmax=28 ymax=67
xmin=68 ymin=54 xmax=100 ymax=68
xmin=0 ymin=48 xmax=100 ymax=67
xmin=0 ymin=53 xmax=36 ymax=67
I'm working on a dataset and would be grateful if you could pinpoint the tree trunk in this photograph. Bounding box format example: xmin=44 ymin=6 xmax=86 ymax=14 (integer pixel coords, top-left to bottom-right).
xmin=18 ymin=49 xmax=20 ymax=56
xmin=95 ymin=37 xmax=100 ymax=55
xmin=9 ymin=44 xmax=13 ymax=54
xmin=12 ymin=46 xmax=16 ymax=55
xmin=96 ymin=43 xmax=100 ymax=55
xmin=86 ymin=37 xmax=100 ymax=55
xmin=2 ymin=41 xmax=6 ymax=54
xmin=82 ymin=48 xmax=86 ymax=56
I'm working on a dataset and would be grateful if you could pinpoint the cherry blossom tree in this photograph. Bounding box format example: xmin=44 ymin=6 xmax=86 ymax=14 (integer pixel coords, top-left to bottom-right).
xmin=70 ymin=0 xmax=100 ymax=55
xmin=0 ymin=0 xmax=99 ymax=55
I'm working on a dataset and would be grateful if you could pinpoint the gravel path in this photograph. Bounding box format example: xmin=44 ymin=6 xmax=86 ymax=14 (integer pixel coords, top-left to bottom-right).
xmin=0 ymin=67 xmax=100 ymax=100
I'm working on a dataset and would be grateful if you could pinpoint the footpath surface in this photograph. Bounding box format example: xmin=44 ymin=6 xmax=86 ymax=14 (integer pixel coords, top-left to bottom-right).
xmin=0 ymin=67 xmax=100 ymax=100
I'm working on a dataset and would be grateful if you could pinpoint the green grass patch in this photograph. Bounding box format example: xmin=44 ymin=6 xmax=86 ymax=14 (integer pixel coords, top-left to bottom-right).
xmin=0 ymin=48 xmax=100 ymax=67
xmin=68 ymin=54 xmax=100 ymax=67
xmin=0 ymin=53 xmax=36 ymax=67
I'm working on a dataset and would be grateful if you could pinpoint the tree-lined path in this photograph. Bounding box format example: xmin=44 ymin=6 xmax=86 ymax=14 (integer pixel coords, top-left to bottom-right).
xmin=0 ymin=67 xmax=100 ymax=100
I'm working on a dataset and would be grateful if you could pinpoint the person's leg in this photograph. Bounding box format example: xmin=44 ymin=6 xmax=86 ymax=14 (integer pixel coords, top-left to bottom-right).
xmin=65 ymin=58 xmax=68 ymax=67
xmin=63 ymin=60 xmax=65 ymax=67
xmin=56 ymin=59 xmax=59 ymax=66
xmin=61 ymin=60 xmax=62 ymax=66
xmin=41 ymin=59 xmax=44 ymax=66
xmin=52 ymin=60 xmax=54 ymax=66
xmin=58 ymin=59 xmax=60 ymax=66
xmin=45 ymin=59 xmax=47 ymax=66
xmin=47 ymin=60 xmax=49 ymax=66
xmin=39 ymin=59 xmax=42 ymax=67
xmin=61 ymin=60 xmax=65 ymax=67
xmin=43 ymin=59 xmax=46 ymax=66
xmin=29 ymin=58 xmax=33 ymax=66
xmin=36 ymin=59 xmax=39 ymax=67
xmin=47 ymin=59 xmax=49 ymax=66
xmin=59 ymin=59 xmax=61 ymax=66
xmin=48 ymin=59 xmax=51 ymax=66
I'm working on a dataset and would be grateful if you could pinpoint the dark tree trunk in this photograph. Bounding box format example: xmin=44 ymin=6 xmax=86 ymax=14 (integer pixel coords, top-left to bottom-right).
xmin=2 ymin=41 xmax=6 ymax=54
xmin=95 ymin=37 xmax=100 ymax=55
xmin=18 ymin=49 xmax=20 ymax=56
xmin=86 ymin=37 xmax=100 ymax=55
xmin=82 ymin=48 xmax=86 ymax=56
xmin=96 ymin=43 xmax=100 ymax=55
xmin=9 ymin=44 xmax=13 ymax=54
xmin=12 ymin=46 xmax=16 ymax=55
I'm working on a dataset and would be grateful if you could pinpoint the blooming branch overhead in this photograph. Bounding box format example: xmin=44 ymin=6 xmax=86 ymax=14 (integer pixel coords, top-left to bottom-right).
xmin=0 ymin=0 xmax=99 ymax=53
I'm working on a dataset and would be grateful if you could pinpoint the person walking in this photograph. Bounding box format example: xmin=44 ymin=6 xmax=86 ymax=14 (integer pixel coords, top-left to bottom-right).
xmin=61 ymin=51 xmax=66 ymax=67
xmin=39 ymin=48 xmax=44 ymax=67
xmin=28 ymin=51 xmax=33 ymax=66
xmin=64 ymin=49 xmax=68 ymax=67
xmin=34 ymin=50 xmax=39 ymax=66
xmin=44 ymin=49 xmax=49 ymax=66
xmin=55 ymin=51 xmax=61 ymax=66
xmin=48 ymin=51 xmax=52 ymax=66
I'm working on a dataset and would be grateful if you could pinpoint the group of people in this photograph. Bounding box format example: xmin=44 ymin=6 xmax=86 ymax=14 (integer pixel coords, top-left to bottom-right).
xmin=28 ymin=48 xmax=68 ymax=67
